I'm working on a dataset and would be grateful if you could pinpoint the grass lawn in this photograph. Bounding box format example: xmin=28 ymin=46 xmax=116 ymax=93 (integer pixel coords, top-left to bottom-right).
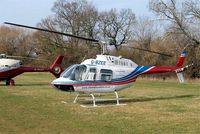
xmin=0 ymin=73 xmax=199 ymax=134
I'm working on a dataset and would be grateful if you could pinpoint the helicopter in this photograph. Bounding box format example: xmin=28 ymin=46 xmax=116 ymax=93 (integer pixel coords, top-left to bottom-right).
xmin=0 ymin=53 xmax=64 ymax=86
xmin=51 ymin=50 xmax=190 ymax=107
xmin=4 ymin=22 xmax=192 ymax=107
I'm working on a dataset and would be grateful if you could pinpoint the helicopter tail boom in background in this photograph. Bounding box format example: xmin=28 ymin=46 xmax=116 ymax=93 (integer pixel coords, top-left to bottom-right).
xmin=0 ymin=55 xmax=64 ymax=85
xmin=21 ymin=55 xmax=64 ymax=77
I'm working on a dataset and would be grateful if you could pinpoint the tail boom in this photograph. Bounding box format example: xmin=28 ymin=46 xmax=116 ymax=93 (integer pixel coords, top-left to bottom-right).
xmin=143 ymin=66 xmax=178 ymax=74
xmin=20 ymin=56 xmax=64 ymax=78
xmin=21 ymin=55 xmax=64 ymax=78
xmin=144 ymin=50 xmax=187 ymax=74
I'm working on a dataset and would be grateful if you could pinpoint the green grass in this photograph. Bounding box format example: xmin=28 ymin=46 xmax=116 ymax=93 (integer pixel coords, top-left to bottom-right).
xmin=0 ymin=73 xmax=199 ymax=134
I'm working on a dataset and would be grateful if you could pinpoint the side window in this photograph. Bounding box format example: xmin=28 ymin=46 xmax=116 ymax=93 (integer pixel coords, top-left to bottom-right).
xmin=100 ymin=69 xmax=113 ymax=81
xmin=85 ymin=68 xmax=96 ymax=81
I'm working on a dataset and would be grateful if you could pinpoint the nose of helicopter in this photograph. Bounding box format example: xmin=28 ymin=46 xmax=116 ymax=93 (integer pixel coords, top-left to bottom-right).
xmin=51 ymin=78 xmax=74 ymax=92
xmin=51 ymin=77 xmax=65 ymax=85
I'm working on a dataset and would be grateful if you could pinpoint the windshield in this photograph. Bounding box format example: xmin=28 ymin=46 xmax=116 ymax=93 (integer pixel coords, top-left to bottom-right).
xmin=61 ymin=64 xmax=78 ymax=78
xmin=61 ymin=64 xmax=87 ymax=81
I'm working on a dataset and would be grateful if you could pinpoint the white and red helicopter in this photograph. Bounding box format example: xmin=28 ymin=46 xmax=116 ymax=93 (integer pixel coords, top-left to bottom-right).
xmin=4 ymin=22 xmax=192 ymax=107
xmin=51 ymin=50 xmax=190 ymax=107
xmin=0 ymin=53 xmax=64 ymax=86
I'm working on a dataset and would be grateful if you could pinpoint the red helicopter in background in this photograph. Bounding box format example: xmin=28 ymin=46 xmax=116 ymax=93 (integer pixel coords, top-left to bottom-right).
xmin=0 ymin=54 xmax=64 ymax=86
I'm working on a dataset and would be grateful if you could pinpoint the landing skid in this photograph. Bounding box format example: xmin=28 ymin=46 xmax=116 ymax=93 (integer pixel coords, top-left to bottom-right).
xmin=80 ymin=103 xmax=126 ymax=108
xmin=61 ymin=101 xmax=68 ymax=104
xmin=72 ymin=91 xmax=126 ymax=107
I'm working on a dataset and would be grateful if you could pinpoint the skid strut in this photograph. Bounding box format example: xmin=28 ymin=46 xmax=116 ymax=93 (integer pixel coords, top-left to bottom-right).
xmin=73 ymin=94 xmax=79 ymax=103
xmin=71 ymin=92 xmax=126 ymax=107
xmin=90 ymin=93 xmax=96 ymax=107
xmin=115 ymin=91 xmax=120 ymax=105
xmin=87 ymin=91 xmax=125 ymax=107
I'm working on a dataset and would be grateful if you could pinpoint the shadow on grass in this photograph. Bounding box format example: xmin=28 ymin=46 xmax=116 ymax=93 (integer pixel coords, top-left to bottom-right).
xmin=121 ymin=94 xmax=198 ymax=103
xmin=80 ymin=94 xmax=198 ymax=105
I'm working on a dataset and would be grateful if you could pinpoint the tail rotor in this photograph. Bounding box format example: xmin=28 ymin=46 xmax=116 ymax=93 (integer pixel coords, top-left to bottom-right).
xmin=49 ymin=56 xmax=64 ymax=78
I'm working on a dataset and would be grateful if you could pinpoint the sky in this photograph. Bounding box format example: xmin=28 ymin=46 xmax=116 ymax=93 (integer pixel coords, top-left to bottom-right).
xmin=0 ymin=0 xmax=152 ymax=26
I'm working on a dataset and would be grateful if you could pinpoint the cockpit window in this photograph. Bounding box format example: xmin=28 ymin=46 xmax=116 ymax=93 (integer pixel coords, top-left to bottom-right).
xmin=74 ymin=65 xmax=87 ymax=81
xmin=61 ymin=64 xmax=87 ymax=81
xmin=61 ymin=64 xmax=78 ymax=78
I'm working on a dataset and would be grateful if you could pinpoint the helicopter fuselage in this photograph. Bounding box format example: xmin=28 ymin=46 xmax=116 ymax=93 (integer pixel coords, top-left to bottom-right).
xmin=51 ymin=51 xmax=187 ymax=93
xmin=52 ymin=55 xmax=154 ymax=92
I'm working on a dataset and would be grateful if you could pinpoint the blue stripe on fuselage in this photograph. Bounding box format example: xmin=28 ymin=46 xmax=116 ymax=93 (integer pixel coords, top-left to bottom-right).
xmin=111 ymin=66 xmax=152 ymax=82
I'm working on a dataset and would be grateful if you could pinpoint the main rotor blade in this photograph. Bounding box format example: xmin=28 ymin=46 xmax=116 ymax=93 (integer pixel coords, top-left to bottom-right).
xmin=124 ymin=46 xmax=172 ymax=57
xmin=4 ymin=22 xmax=99 ymax=43
xmin=4 ymin=22 xmax=172 ymax=57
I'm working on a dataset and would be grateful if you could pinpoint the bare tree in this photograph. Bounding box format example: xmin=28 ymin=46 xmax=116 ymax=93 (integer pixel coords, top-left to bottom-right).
xmin=184 ymin=0 xmax=200 ymax=19
xmin=51 ymin=0 xmax=99 ymax=46
xmin=130 ymin=17 xmax=161 ymax=65
xmin=0 ymin=26 xmax=33 ymax=56
xmin=98 ymin=8 xmax=135 ymax=50
xmin=149 ymin=0 xmax=200 ymax=46
xmin=32 ymin=0 xmax=100 ymax=66
xmin=149 ymin=0 xmax=200 ymax=78
xmin=131 ymin=17 xmax=161 ymax=49
xmin=35 ymin=17 xmax=67 ymax=54
xmin=35 ymin=0 xmax=99 ymax=50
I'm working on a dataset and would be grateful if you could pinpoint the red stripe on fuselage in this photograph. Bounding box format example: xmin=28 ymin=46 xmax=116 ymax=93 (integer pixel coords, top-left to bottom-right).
xmin=143 ymin=66 xmax=178 ymax=74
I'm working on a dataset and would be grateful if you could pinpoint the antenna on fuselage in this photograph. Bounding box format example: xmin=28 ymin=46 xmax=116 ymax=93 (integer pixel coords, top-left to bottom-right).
xmin=99 ymin=41 xmax=107 ymax=55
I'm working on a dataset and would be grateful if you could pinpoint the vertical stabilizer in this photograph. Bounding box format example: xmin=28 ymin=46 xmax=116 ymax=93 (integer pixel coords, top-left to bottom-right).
xmin=176 ymin=50 xmax=186 ymax=67
xmin=175 ymin=50 xmax=187 ymax=83
xmin=50 ymin=56 xmax=64 ymax=78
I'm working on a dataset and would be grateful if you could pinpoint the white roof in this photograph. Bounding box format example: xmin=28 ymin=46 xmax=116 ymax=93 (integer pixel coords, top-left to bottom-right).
xmin=81 ymin=55 xmax=138 ymax=68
